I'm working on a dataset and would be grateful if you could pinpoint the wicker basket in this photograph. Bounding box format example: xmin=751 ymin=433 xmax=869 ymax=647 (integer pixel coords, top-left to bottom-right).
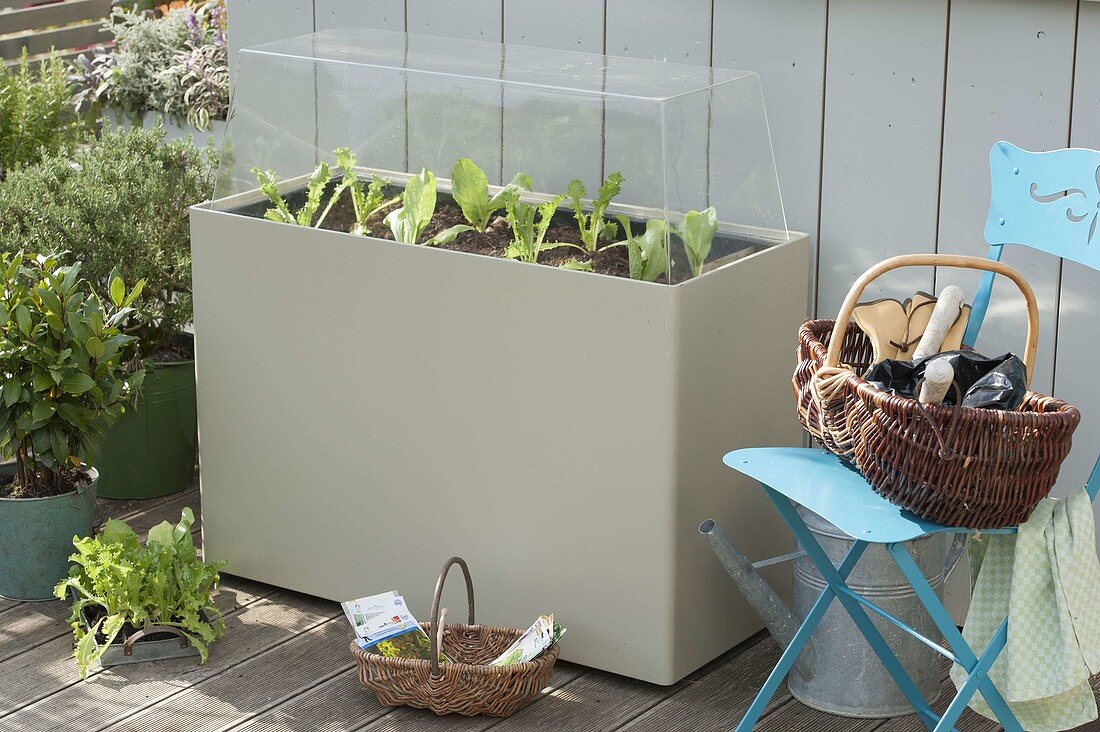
xmin=794 ymin=254 xmax=1081 ymax=529
xmin=350 ymin=557 xmax=559 ymax=717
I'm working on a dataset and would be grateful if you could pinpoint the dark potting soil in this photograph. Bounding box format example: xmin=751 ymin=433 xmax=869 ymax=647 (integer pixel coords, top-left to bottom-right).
xmin=320 ymin=190 xmax=632 ymax=278
xmin=234 ymin=181 xmax=771 ymax=283
xmin=0 ymin=466 xmax=90 ymax=499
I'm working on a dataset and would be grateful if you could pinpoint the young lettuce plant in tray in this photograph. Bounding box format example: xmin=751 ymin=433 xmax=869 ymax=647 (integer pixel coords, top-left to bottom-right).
xmin=55 ymin=508 xmax=227 ymax=679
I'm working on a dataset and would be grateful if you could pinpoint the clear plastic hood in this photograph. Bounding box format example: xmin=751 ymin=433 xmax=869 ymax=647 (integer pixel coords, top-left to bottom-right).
xmin=213 ymin=27 xmax=789 ymax=284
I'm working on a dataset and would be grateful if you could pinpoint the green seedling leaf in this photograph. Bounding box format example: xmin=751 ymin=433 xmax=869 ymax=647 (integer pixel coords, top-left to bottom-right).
xmin=427 ymin=224 xmax=475 ymax=246
xmin=452 ymin=159 xmax=533 ymax=231
xmin=560 ymin=258 xmax=594 ymax=271
xmin=252 ymin=168 xmax=294 ymax=224
xmin=503 ymin=193 xmax=568 ymax=264
xmin=617 ymin=216 xmax=668 ymax=283
xmin=386 ymin=169 xmax=438 ymax=245
xmin=567 ymin=172 xmax=624 ymax=252
xmin=676 ymin=207 xmax=718 ymax=277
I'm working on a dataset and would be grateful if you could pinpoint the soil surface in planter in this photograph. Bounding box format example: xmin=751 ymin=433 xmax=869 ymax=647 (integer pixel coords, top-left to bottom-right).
xmin=235 ymin=182 xmax=771 ymax=284
xmin=0 ymin=466 xmax=90 ymax=499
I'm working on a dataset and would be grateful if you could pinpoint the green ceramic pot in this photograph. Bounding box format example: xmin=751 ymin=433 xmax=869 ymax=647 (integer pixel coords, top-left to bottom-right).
xmin=0 ymin=465 xmax=98 ymax=601
xmin=95 ymin=358 xmax=197 ymax=499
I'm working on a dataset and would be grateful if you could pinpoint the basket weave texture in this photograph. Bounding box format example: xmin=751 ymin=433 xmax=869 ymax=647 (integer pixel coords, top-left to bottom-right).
xmin=350 ymin=557 xmax=559 ymax=717
xmin=794 ymin=318 xmax=1080 ymax=529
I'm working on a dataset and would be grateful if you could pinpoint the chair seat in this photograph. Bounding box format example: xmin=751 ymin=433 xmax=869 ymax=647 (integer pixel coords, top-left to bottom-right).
xmin=723 ymin=447 xmax=960 ymax=544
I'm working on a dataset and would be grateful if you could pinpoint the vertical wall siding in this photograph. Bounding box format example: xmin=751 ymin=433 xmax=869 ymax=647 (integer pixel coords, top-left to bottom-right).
xmin=227 ymin=0 xmax=1100 ymax=495
xmin=817 ymin=0 xmax=948 ymax=316
xmin=934 ymin=0 xmax=1077 ymax=396
xmin=1059 ymin=0 xmax=1100 ymax=496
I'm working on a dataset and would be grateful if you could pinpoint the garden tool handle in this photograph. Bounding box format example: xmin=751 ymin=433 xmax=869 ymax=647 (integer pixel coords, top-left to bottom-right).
xmin=824 ymin=254 xmax=1039 ymax=387
xmin=429 ymin=556 xmax=475 ymax=677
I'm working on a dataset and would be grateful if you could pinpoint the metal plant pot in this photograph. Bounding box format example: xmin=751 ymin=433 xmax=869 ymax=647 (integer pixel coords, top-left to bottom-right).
xmin=95 ymin=359 xmax=197 ymax=499
xmin=0 ymin=465 xmax=98 ymax=601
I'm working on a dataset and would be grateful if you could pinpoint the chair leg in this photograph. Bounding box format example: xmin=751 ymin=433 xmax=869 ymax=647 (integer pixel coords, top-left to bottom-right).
xmin=887 ymin=543 xmax=1023 ymax=732
xmin=735 ymin=539 xmax=868 ymax=732
xmin=764 ymin=489 xmax=940 ymax=731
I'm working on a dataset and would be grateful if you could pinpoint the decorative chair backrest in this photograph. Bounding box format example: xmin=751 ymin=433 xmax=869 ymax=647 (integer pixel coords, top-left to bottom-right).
xmin=964 ymin=141 xmax=1100 ymax=344
xmin=967 ymin=140 xmax=1100 ymax=502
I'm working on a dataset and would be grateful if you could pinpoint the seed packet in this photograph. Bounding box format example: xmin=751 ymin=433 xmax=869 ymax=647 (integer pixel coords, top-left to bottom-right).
xmin=340 ymin=591 xmax=403 ymax=639
xmin=343 ymin=591 xmax=449 ymax=662
xmin=489 ymin=614 xmax=564 ymax=666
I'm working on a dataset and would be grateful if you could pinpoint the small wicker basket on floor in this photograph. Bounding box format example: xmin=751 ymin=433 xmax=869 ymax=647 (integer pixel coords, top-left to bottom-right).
xmin=350 ymin=557 xmax=559 ymax=717
xmin=793 ymin=254 xmax=1080 ymax=529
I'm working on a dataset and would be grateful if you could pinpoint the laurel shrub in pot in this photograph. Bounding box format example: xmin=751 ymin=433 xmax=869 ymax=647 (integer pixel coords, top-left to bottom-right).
xmin=0 ymin=252 xmax=145 ymax=600
xmin=0 ymin=125 xmax=217 ymax=499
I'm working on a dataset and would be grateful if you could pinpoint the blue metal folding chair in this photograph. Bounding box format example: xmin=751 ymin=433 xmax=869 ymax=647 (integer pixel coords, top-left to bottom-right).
xmin=726 ymin=141 xmax=1100 ymax=732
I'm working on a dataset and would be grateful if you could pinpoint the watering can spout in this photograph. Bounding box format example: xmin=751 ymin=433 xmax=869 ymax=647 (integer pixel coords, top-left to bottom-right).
xmin=699 ymin=519 xmax=816 ymax=679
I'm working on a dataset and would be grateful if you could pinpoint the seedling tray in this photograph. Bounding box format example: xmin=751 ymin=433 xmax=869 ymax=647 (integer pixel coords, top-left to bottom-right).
xmin=74 ymin=592 xmax=203 ymax=668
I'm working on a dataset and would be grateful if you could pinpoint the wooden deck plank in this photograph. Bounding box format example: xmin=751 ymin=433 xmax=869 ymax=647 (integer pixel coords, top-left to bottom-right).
xmin=617 ymin=637 xmax=789 ymax=732
xmin=228 ymin=667 xmax=391 ymax=732
xmin=2 ymin=590 xmax=338 ymax=732
xmin=0 ymin=600 xmax=71 ymax=663
xmin=0 ymin=577 xmax=271 ymax=721
xmin=755 ymin=698 xmax=882 ymax=732
xmin=94 ymin=485 xmax=200 ymax=533
xmin=868 ymin=672 xmax=1000 ymax=732
xmin=98 ymin=614 xmax=356 ymax=732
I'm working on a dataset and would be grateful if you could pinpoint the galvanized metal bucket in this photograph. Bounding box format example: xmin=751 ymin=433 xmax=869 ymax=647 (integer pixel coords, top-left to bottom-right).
xmin=788 ymin=507 xmax=947 ymax=717
xmin=0 ymin=465 xmax=98 ymax=601
xmin=701 ymin=508 xmax=962 ymax=718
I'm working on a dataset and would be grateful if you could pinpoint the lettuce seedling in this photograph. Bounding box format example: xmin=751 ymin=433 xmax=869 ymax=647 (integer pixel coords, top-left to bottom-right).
xmin=451 ymin=158 xmax=532 ymax=231
xmin=252 ymin=162 xmax=334 ymax=228
xmin=55 ymin=508 xmax=227 ymax=680
xmin=385 ymin=168 xmax=472 ymax=246
xmin=503 ymin=192 xmax=565 ymax=264
xmin=675 ymin=207 xmax=718 ymax=277
xmin=323 ymin=147 xmax=400 ymax=236
xmin=566 ymin=172 xmax=624 ymax=253
xmin=385 ymin=168 xmax=437 ymax=244
xmin=617 ymin=216 xmax=668 ymax=283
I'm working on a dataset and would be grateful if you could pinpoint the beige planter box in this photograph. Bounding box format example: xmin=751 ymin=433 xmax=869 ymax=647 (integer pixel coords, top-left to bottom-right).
xmin=191 ymin=196 xmax=809 ymax=684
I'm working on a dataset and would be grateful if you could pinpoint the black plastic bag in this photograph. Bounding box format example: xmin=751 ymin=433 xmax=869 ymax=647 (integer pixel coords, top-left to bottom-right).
xmin=864 ymin=350 xmax=1027 ymax=410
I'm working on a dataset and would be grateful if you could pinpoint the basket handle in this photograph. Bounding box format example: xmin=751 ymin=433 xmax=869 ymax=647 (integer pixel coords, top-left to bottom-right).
xmin=428 ymin=556 xmax=475 ymax=677
xmin=824 ymin=254 xmax=1039 ymax=387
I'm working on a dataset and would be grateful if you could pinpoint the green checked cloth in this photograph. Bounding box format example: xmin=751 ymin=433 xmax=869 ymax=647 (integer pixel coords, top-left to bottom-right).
xmin=951 ymin=488 xmax=1100 ymax=731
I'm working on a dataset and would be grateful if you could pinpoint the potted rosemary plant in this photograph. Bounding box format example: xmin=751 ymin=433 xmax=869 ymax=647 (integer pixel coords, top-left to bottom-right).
xmin=0 ymin=126 xmax=216 ymax=499
xmin=0 ymin=252 xmax=145 ymax=600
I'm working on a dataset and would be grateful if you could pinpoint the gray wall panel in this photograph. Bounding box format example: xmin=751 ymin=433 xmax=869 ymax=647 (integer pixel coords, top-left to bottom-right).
xmin=503 ymin=0 xmax=603 ymax=52
xmin=712 ymin=0 xmax=827 ymax=305
xmin=315 ymin=0 xmax=405 ymax=30
xmin=405 ymin=0 xmax=501 ymax=41
xmin=934 ymin=0 xmax=1076 ymax=396
xmin=604 ymin=0 xmax=711 ymax=64
xmin=1058 ymin=0 xmax=1100 ymax=499
xmin=817 ymin=0 xmax=948 ymax=316
xmin=227 ymin=0 xmax=313 ymax=78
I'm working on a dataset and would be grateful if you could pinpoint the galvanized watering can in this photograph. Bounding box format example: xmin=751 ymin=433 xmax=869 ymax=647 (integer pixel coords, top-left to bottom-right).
xmin=700 ymin=510 xmax=966 ymax=718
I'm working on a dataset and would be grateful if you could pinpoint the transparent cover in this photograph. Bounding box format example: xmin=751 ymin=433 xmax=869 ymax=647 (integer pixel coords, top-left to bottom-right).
xmin=214 ymin=27 xmax=789 ymax=284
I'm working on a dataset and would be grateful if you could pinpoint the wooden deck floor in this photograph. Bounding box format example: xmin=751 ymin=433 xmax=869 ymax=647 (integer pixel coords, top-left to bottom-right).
xmin=1 ymin=487 xmax=1097 ymax=732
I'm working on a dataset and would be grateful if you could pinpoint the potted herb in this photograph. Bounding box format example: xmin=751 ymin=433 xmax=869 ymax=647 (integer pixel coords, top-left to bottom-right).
xmin=0 ymin=51 xmax=86 ymax=180
xmin=69 ymin=2 xmax=229 ymax=136
xmin=0 ymin=253 xmax=145 ymax=600
xmin=54 ymin=507 xmax=226 ymax=678
xmin=0 ymin=126 xmax=216 ymax=499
